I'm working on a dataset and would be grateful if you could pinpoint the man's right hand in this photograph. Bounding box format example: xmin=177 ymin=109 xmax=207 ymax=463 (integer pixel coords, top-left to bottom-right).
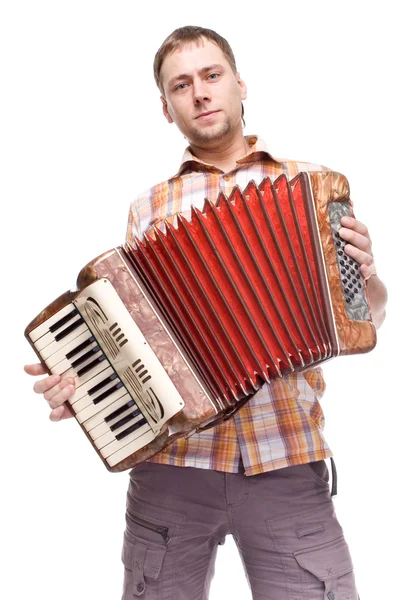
xmin=24 ymin=363 xmax=75 ymax=422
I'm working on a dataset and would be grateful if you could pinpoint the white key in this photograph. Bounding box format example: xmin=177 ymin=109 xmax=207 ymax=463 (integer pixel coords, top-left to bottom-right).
xmin=72 ymin=374 xmax=120 ymax=407
xmin=86 ymin=401 xmax=140 ymax=440
xmin=105 ymin=428 xmax=155 ymax=468
xmin=69 ymin=366 xmax=114 ymax=403
xmin=83 ymin=395 xmax=137 ymax=432
xmin=74 ymin=386 xmax=128 ymax=422
xmin=44 ymin=331 xmax=95 ymax=369
xmin=29 ymin=304 xmax=77 ymax=343
xmin=38 ymin=323 xmax=89 ymax=359
xmin=34 ymin=314 xmax=84 ymax=352
xmin=73 ymin=377 xmax=124 ymax=412
xmin=94 ymin=413 xmax=148 ymax=451
xmin=51 ymin=343 xmax=101 ymax=376
xmin=61 ymin=360 xmax=110 ymax=394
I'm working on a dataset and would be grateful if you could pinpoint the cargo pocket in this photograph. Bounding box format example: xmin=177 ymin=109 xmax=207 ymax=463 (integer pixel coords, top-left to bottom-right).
xmin=294 ymin=536 xmax=358 ymax=599
xmin=121 ymin=496 xmax=185 ymax=599
xmin=122 ymin=538 xmax=167 ymax=597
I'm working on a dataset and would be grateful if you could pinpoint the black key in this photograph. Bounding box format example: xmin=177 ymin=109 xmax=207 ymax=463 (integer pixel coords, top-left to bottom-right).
xmin=77 ymin=354 xmax=106 ymax=378
xmin=66 ymin=336 xmax=95 ymax=360
xmin=71 ymin=345 xmax=101 ymax=369
xmin=105 ymin=399 xmax=136 ymax=423
xmin=54 ymin=317 xmax=85 ymax=342
xmin=88 ymin=372 xmax=118 ymax=396
xmin=49 ymin=308 xmax=79 ymax=333
xmin=110 ymin=408 xmax=142 ymax=432
xmin=93 ymin=381 xmax=124 ymax=405
xmin=115 ymin=418 xmax=147 ymax=441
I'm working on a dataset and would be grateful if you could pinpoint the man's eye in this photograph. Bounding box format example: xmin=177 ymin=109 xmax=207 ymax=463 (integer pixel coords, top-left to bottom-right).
xmin=175 ymin=83 xmax=188 ymax=91
xmin=208 ymin=73 xmax=220 ymax=80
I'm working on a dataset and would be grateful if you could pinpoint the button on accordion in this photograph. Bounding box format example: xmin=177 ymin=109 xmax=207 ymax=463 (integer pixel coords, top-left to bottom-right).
xmin=25 ymin=171 xmax=376 ymax=472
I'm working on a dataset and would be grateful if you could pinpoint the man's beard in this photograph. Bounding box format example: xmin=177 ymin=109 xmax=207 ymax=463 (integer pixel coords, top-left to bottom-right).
xmin=188 ymin=115 xmax=234 ymax=145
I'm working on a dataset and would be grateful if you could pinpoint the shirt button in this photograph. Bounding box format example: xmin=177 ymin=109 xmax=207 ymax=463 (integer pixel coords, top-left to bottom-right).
xmin=327 ymin=592 xmax=335 ymax=600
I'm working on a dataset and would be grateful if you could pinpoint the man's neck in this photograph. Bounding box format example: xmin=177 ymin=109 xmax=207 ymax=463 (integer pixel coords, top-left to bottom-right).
xmin=189 ymin=132 xmax=250 ymax=174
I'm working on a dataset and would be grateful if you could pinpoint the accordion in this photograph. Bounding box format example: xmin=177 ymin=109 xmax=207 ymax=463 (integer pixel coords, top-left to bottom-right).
xmin=25 ymin=171 xmax=376 ymax=472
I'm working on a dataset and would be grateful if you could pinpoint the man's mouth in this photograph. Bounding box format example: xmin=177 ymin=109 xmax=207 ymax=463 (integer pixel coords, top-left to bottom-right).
xmin=195 ymin=110 xmax=220 ymax=120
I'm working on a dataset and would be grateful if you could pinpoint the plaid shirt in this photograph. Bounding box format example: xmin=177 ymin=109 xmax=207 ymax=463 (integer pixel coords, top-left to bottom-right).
xmin=126 ymin=136 xmax=333 ymax=475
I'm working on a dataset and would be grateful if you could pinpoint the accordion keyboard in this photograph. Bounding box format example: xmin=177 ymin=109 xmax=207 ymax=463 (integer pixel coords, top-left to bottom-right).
xmin=28 ymin=303 xmax=156 ymax=467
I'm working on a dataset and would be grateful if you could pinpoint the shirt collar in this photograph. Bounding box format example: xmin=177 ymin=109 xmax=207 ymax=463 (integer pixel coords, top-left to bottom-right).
xmin=173 ymin=135 xmax=282 ymax=177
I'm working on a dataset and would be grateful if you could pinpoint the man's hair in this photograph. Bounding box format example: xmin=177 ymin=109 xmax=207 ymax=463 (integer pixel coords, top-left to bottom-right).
xmin=153 ymin=25 xmax=245 ymax=125
xmin=153 ymin=26 xmax=237 ymax=95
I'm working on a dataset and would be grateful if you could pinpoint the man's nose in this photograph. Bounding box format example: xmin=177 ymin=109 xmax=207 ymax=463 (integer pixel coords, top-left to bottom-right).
xmin=193 ymin=80 xmax=210 ymax=104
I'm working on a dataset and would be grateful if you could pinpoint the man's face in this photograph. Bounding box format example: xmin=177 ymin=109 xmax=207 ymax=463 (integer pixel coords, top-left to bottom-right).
xmin=159 ymin=38 xmax=247 ymax=146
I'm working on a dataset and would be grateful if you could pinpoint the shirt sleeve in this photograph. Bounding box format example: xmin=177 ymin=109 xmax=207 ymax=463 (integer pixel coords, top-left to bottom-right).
xmin=125 ymin=199 xmax=141 ymax=245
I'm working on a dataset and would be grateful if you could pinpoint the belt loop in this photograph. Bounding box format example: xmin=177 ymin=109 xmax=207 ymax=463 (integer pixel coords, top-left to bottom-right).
xmin=330 ymin=457 xmax=338 ymax=497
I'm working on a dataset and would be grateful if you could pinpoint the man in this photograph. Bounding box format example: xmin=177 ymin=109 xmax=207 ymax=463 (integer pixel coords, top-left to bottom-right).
xmin=25 ymin=26 xmax=387 ymax=600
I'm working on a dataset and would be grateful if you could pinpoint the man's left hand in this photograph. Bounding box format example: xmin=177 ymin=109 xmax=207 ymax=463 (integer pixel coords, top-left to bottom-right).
xmin=338 ymin=215 xmax=376 ymax=280
xmin=339 ymin=214 xmax=387 ymax=329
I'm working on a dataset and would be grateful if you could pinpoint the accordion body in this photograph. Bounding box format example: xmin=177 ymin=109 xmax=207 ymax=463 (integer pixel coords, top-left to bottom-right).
xmin=25 ymin=171 xmax=376 ymax=472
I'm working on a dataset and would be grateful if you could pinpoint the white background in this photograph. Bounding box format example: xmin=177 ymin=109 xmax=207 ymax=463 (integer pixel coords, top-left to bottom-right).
xmin=1 ymin=1 xmax=399 ymax=599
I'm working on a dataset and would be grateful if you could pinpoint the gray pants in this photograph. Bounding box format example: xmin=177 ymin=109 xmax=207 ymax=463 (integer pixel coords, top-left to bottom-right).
xmin=121 ymin=460 xmax=359 ymax=599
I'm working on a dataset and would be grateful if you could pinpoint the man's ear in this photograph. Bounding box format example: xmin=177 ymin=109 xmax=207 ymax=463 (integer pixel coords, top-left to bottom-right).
xmin=236 ymin=72 xmax=247 ymax=101
xmin=161 ymin=96 xmax=174 ymax=124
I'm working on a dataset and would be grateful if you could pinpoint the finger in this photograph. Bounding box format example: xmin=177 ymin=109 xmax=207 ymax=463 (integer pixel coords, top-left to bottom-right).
xmin=42 ymin=376 xmax=75 ymax=402
xmin=339 ymin=227 xmax=372 ymax=254
xmin=24 ymin=363 xmax=47 ymax=376
xmin=47 ymin=379 xmax=76 ymax=409
xmin=340 ymin=216 xmax=371 ymax=240
xmin=49 ymin=404 xmax=74 ymax=422
xmin=360 ymin=263 xmax=377 ymax=280
xmin=344 ymin=243 xmax=374 ymax=268
xmin=33 ymin=373 xmax=61 ymax=395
